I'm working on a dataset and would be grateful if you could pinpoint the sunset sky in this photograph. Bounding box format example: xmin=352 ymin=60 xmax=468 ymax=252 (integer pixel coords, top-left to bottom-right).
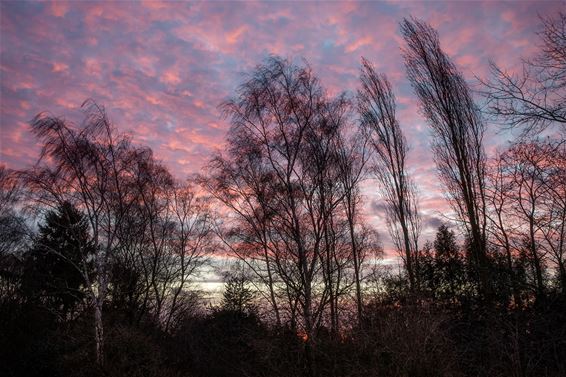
xmin=1 ymin=0 xmax=563 ymax=260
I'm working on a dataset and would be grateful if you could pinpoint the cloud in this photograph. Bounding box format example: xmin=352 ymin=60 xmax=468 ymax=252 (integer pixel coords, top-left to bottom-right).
xmin=423 ymin=216 xmax=445 ymax=231
xmin=1 ymin=0 xmax=561 ymax=251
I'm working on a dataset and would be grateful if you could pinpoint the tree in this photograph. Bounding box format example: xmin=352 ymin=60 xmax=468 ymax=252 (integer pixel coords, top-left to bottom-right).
xmin=358 ymin=57 xmax=421 ymax=294
xmin=416 ymin=241 xmax=436 ymax=298
xmin=209 ymin=57 xmax=329 ymax=365
xmin=433 ymin=225 xmax=466 ymax=302
xmin=205 ymin=56 xmax=379 ymax=374
xmin=335 ymin=127 xmax=371 ymax=324
xmin=22 ymin=202 xmax=93 ymax=319
xmin=202 ymin=138 xmax=283 ymax=327
xmin=0 ymin=166 xmax=28 ymax=306
xmin=497 ymin=140 xmax=565 ymax=299
xmin=0 ymin=166 xmax=28 ymax=257
xmin=165 ymin=182 xmax=213 ymax=330
xmin=401 ymin=18 xmax=491 ymax=300
xmin=415 ymin=226 xmax=468 ymax=304
xmin=485 ymin=153 xmax=524 ymax=306
xmin=23 ymin=100 xmax=140 ymax=365
xmin=482 ymin=12 xmax=566 ymax=137
xmin=222 ymin=273 xmax=256 ymax=314
xmin=542 ymin=142 xmax=566 ymax=294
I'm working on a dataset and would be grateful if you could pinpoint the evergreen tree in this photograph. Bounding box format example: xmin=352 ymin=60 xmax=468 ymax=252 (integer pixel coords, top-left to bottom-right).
xmin=22 ymin=202 xmax=93 ymax=318
xmin=433 ymin=225 xmax=466 ymax=302
xmin=417 ymin=241 xmax=436 ymax=298
xmin=221 ymin=274 xmax=255 ymax=314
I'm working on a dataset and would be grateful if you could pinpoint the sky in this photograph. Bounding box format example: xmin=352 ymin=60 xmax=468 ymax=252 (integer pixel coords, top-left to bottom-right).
xmin=1 ymin=0 xmax=564 ymax=263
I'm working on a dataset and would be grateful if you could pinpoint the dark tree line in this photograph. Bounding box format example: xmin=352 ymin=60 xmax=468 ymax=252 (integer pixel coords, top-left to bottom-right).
xmin=1 ymin=13 xmax=565 ymax=377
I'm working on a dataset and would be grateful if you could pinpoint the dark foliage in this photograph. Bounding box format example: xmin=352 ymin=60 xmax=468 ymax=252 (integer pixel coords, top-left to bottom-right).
xmin=22 ymin=202 xmax=93 ymax=319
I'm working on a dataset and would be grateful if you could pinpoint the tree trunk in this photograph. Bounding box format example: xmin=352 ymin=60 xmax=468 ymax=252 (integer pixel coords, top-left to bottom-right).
xmin=94 ymin=301 xmax=104 ymax=366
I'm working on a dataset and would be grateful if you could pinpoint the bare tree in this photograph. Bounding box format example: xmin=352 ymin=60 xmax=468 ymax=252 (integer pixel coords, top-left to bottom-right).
xmin=482 ymin=12 xmax=566 ymax=137
xmin=499 ymin=140 xmax=564 ymax=298
xmin=541 ymin=142 xmax=566 ymax=293
xmin=335 ymin=127 xmax=370 ymax=325
xmin=0 ymin=166 xmax=20 ymax=216
xmin=0 ymin=166 xmax=29 ymax=304
xmin=23 ymin=100 xmax=137 ymax=365
xmin=202 ymin=141 xmax=284 ymax=327
xmin=212 ymin=58 xmax=328 ymax=364
xmin=129 ymin=148 xmax=176 ymax=324
xmin=0 ymin=166 xmax=28 ymax=256
xmin=22 ymin=101 xmax=213 ymax=363
xmin=165 ymin=181 xmax=212 ymax=331
xmin=358 ymin=57 xmax=421 ymax=294
xmin=109 ymin=149 xmax=212 ymax=331
xmin=401 ymin=18 xmax=490 ymax=299
xmin=206 ymin=56 xmax=378 ymax=373
xmin=485 ymin=154 xmax=523 ymax=306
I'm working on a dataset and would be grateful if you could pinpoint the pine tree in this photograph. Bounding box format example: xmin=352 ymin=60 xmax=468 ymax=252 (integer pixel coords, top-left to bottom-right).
xmin=221 ymin=274 xmax=255 ymax=314
xmin=22 ymin=202 xmax=93 ymax=318
xmin=433 ymin=225 xmax=466 ymax=302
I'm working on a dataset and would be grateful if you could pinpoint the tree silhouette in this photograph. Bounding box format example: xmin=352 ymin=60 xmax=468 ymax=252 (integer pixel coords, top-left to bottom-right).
xmin=401 ymin=17 xmax=491 ymax=301
xmin=22 ymin=202 xmax=93 ymax=319
xmin=222 ymin=274 xmax=256 ymax=314
xmin=433 ymin=225 xmax=466 ymax=302
xmin=358 ymin=57 xmax=421 ymax=294
xmin=482 ymin=12 xmax=566 ymax=137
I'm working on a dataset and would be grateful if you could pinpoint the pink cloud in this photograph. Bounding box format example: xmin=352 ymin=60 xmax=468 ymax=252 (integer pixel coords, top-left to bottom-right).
xmin=1 ymin=0 xmax=562 ymax=252
xmin=226 ymin=26 xmax=248 ymax=45
xmin=345 ymin=36 xmax=373 ymax=53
